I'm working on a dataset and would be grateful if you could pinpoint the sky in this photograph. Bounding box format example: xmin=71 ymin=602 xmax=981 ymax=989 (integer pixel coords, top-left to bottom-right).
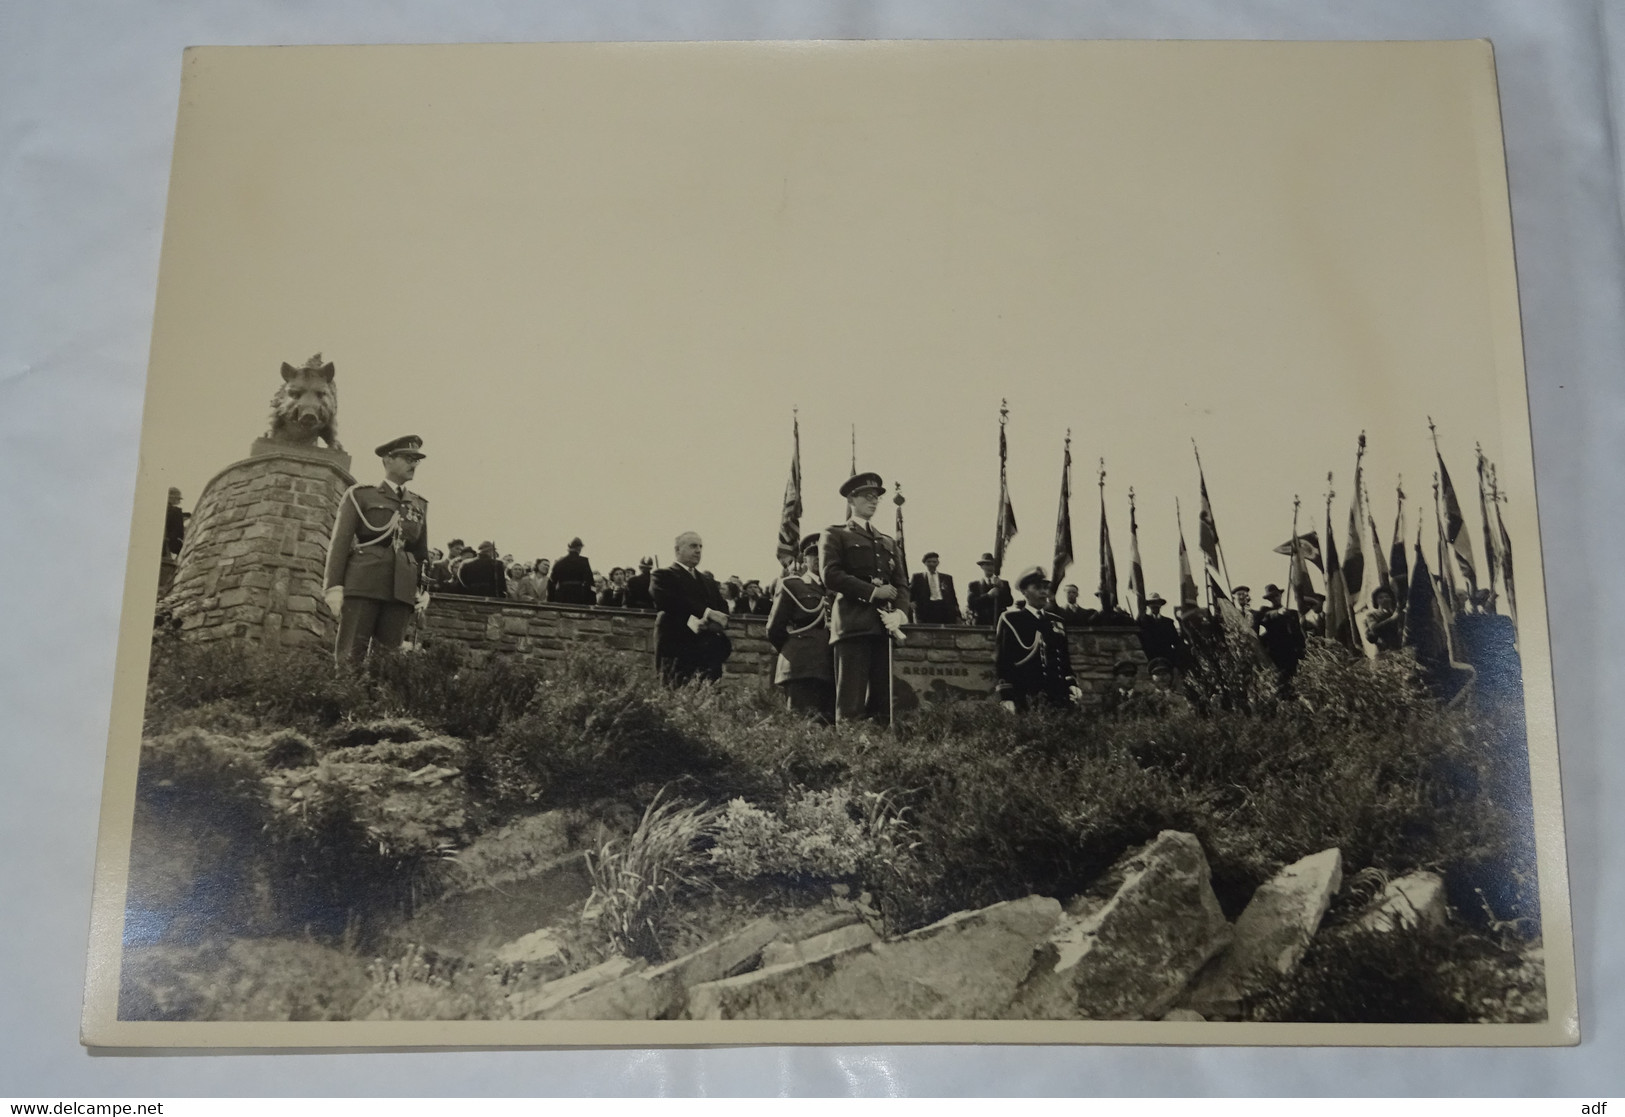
xmin=135 ymin=41 xmax=1535 ymax=606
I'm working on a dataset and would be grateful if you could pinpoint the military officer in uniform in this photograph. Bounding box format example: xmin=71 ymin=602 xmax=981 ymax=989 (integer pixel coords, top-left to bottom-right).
xmin=766 ymin=533 xmax=836 ymax=723
xmin=548 ymin=537 xmax=596 ymax=605
xmin=324 ymin=435 xmax=430 ymax=666
xmin=994 ymin=566 xmax=1081 ymax=712
xmin=820 ymin=471 xmax=910 ymax=726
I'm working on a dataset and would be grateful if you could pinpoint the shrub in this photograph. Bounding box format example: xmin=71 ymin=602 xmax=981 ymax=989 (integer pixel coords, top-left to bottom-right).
xmin=708 ymin=786 xmax=914 ymax=888
xmin=1245 ymin=923 xmax=1547 ymax=1024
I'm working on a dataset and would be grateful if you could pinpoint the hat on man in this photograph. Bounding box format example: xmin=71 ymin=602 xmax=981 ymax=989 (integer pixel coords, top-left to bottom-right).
xmin=1147 ymin=657 xmax=1173 ymax=674
xmin=1016 ymin=565 xmax=1050 ymax=591
xmin=1146 ymin=592 xmax=1167 ymax=607
xmin=1301 ymin=590 xmax=1326 ymax=606
xmin=921 ymin=551 xmax=940 ymax=563
xmin=1262 ymin=584 xmax=1284 ymax=600
xmin=798 ymin=532 xmax=822 ymax=555
xmin=1112 ymin=658 xmax=1140 ymax=676
xmin=1232 ymin=584 xmax=1251 ymax=595
xmin=375 ymin=435 xmax=425 ymax=459
xmin=478 ymin=541 xmax=496 ymax=555
xmin=639 ymin=556 xmax=655 ymax=569
xmin=568 ymin=537 xmax=584 ymax=550
xmin=976 ymin=552 xmax=997 ymax=568
xmin=839 ymin=471 xmax=886 ymax=498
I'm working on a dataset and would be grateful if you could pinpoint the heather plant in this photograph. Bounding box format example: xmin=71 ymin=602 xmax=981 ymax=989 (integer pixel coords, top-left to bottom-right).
xmin=708 ymin=786 xmax=915 ymax=887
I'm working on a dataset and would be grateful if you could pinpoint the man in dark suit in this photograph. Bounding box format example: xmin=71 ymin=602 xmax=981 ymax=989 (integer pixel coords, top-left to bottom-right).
xmin=650 ymin=531 xmax=732 ymax=685
xmin=821 ymin=471 xmax=911 ymax=726
xmin=1137 ymin=593 xmax=1185 ymax=668
xmin=967 ymin=552 xmax=1013 ymax=626
xmin=1053 ymin=583 xmax=1096 ymax=628
xmin=548 ymin=537 xmax=595 ymax=605
xmin=1258 ymin=583 xmax=1309 ymax=682
xmin=456 ymin=540 xmax=507 ymax=598
xmin=623 ymin=556 xmax=656 ymax=611
xmin=995 ymin=566 xmax=1081 ymax=712
xmin=324 ymin=435 xmax=430 ymax=666
xmin=909 ymin=551 xmax=962 ymax=625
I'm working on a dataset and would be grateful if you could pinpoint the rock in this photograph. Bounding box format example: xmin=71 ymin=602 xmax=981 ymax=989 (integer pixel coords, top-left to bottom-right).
xmin=686 ymin=895 xmax=1062 ymax=1020
xmin=509 ymin=955 xmax=644 ymax=1019
xmin=1184 ymin=847 xmax=1343 ymax=1017
xmin=492 ymin=928 xmax=570 ymax=978
xmin=1160 ymin=1008 xmax=1206 ymax=1022
xmin=1010 ymin=831 xmax=1232 ymax=1020
xmin=388 ymin=852 xmax=591 ymax=961
xmin=536 ymin=915 xmax=789 ymax=1020
xmin=760 ymin=921 xmax=881 ymax=968
xmin=1355 ymin=872 xmax=1447 ymax=934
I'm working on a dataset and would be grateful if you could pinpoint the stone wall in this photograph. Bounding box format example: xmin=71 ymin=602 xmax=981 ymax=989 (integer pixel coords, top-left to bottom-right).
xmin=164 ymin=439 xmax=354 ymax=648
xmin=420 ymin=595 xmax=1146 ymax=710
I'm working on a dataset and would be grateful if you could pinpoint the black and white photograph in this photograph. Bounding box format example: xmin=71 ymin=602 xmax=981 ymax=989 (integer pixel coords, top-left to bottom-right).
xmin=82 ymin=39 xmax=1575 ymax=1046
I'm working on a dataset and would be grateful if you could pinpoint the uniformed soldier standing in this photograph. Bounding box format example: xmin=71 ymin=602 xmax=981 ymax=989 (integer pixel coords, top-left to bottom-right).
xmin=766 ymin=532 xmax=836 ymax=723
xmin=324 ymin=435 xmax=430 ymax=666
xmin=995 ymin=567 xmax=1082 ymax=713
xmin=820 ymin=472 xmax=910 ymax=726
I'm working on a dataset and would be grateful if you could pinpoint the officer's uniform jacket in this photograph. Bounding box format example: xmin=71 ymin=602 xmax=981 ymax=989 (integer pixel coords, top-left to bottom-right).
xmin=324 ymin=482 xmax=428 ymax=604
xmin=994 ymin=603 xmax=1077 ymax=704
xmin=766 ymin=575 xmax=834 ymax=685
xmin=820 ymin=518 xmax=910 ymax=644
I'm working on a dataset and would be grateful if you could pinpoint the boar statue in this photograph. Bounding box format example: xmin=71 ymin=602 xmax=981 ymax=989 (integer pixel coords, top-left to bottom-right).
xmin=266 ymin=353 xmax=342 ymax=451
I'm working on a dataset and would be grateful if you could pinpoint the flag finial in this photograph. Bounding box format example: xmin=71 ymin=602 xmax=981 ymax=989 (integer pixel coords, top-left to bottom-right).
xmin=1098 ymin=457 xmax=1106 ymax=489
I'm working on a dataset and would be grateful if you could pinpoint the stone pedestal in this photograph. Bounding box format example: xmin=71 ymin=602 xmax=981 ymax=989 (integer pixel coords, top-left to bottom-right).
xmin=164 ymin=441 xmax=353 ymax=648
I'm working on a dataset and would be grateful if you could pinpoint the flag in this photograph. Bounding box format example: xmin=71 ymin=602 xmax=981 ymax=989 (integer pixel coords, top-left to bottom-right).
xmin=1343 ymin=435 xmax=1366 ymax=601
xmin=1435 ymin=443 xmax=1479 ymax=596
xmin=1369 ymin=511 xmax=1390 ymax=596
xmin=1128 ymin=491 xmax=1147 ymax=620
xmin=1274 ymin=531 xmax=1323 ymax=571
xmin=1324 ymin=516 xmax=1361 ymax=651
xmin=1051 ymin=434 xmax=1074 ymax=591
xmin=1098 ymin=471 xmax=1119 ymax=614
xmin=1477 ymin=448 xmax=1501 ymax=613
xmin=1405 ymin=525 xmax=1473 ymax=701
xmin=1177 ymin=500 xmax=1199 ymax=609
xmin=1434 ymin=485 xmax=1459 ymax=615
xmin=1289 ymin=536 xmax=1317 ymax=606
xmin=1497 ymin=494 xmax=1517 ymax=629
xmin=1195 ymin=448 xmax=1222 ymax=579
xmin=993 ymin=403 xmax=1018 ymax=573
xmin=775 ymin=413 xmax=803 ymax=567
xmin=1389 ymin=487 xmax=1409 ymax=618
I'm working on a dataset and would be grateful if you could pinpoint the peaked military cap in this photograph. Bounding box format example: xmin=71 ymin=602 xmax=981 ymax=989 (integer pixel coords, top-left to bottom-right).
xmin=839 ymin=471 xmax=885 ymax=498
xmin=921 ymin=551 xmax=940 ymax=562
xmin=1016 ymin=565 xmax=1050 ymax=591
xmin=1232 ymin=584 xmax=1251 ymax=594
xmin=1112 ymin=658 xmax=1140 ymax=675
xmin=375 ymin=435 xmax=425 ymax=459
xmin=798 ymin=532 xmax=822 ymax=554
xmin=1262 ymin=584 xmax=1284 ymax=599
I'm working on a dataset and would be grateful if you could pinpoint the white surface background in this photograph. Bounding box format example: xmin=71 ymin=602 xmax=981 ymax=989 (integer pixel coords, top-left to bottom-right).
xmin=1 ymin=0 xmax=1619 ymax=1097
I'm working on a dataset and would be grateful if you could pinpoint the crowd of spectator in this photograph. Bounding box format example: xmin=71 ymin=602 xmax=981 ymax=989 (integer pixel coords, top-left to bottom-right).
xmin=421 ymin=537 xmax=781 ymax=615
